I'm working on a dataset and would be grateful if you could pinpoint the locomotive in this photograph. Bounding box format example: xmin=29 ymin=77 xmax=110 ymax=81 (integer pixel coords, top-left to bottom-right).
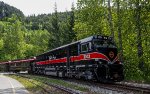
xmin=30 ymin=35 xmax=124 ymax=82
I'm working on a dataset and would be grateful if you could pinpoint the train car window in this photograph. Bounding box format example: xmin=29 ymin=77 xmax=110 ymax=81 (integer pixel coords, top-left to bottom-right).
xmin=81 ymin=43 xmax=89 ymax=52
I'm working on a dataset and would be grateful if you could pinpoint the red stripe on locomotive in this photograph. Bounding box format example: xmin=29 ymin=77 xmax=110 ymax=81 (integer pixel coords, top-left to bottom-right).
xmin=36 ymin=52 xmax=116 ymax=65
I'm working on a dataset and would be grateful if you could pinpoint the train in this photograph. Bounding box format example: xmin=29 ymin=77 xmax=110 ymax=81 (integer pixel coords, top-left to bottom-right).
xmin=1 ymin=35 xmax=124 ymax=82
xmin=0 ymin=58 xmax=35 ymax=73
xmin=29 ymin=35 xmax=124 ymax=82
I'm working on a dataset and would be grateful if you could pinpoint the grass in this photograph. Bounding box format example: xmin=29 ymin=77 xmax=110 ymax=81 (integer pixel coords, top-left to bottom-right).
xmin=24 ymin=74 xmax=88 ymax=92
xmin=8 ymin=74 xmax=89 ymax=93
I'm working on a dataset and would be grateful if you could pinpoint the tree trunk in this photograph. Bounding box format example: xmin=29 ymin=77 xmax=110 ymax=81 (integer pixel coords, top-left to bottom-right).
xmin=135 ymin=0 xmax=144 ymax=70
xmin=107 ymin=0 xmax=114 ymax=39
xmin=69 ymin=3 xmax=76 ymax=42
xmin=117 ymin=0 xmax=123 ymax=62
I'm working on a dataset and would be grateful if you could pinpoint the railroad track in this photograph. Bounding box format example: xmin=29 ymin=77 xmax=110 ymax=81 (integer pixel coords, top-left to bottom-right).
xmin=113 ymin=82 xmax=150 ymax=94
xmin=60 ymin=77 xmax=150 ymax=94
xmin=15 ymin=73 xmax=150 ymax=94
xmin=15 ymin=74 xmax=82 ymax=94
xmin=80 ymin=80 xmax=150 ymax=94
xmin=82 ymin=81 xmax=150 ymax=94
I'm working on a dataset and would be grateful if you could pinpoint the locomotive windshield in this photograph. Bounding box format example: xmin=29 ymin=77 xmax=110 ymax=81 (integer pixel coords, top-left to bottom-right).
xmin=93 ymin=39 xmax=116 ymax=48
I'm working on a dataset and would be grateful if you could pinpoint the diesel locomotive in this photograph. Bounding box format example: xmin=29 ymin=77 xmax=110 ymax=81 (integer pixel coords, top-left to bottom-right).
xmin=30 ymin=35 xmax=124 ymax=82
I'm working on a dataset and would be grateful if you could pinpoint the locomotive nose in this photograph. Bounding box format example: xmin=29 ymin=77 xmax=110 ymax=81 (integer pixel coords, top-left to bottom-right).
xmin=108 ymin=64 xmax=124 ymax=81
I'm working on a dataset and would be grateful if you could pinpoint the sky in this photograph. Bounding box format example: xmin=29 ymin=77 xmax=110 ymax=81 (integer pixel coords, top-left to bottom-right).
xmin=0 ymin=0 xmax=77 ymax=16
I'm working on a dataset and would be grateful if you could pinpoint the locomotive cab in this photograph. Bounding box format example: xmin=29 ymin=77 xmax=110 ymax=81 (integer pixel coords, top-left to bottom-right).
xmin=92 ymin=36 xmax=124 ymax=82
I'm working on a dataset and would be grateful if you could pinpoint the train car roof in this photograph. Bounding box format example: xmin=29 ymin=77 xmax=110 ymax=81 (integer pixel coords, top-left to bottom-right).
xmin=0 ymin=58 xmax=35 ymax=64
xmin=36 ymin=41 xmax=79 ymax=57
xmin=36 ymin=35 xmax=111 ymax=57
xmin=36 ymin=36 xmax=95 ymax=57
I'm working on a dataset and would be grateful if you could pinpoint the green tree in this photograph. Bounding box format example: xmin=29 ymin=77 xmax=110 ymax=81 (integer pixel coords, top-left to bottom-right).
xmin=116 ymin=0 xmax=123 ymax=62
xmin=134 ymin=0 xmax=144 ymax=70
xmin=61 ymin=3 xmax=76 ymax=45
xmin=107 ymin=0 xmax=114 ymax=39
xmin=2 ymin=15 xmax=26 ymax=60
xmin=75 ymin=0 xmax=150 ymax=82
xmin=49 ymin=3 xmax=61 ymax=48
xmin=24 ymin=29 xmax=50 ymax=57
xmin=74 ymin=0 xmax=110 ymax=39
xmin=68 ymin=3 xmax=76 ymax=42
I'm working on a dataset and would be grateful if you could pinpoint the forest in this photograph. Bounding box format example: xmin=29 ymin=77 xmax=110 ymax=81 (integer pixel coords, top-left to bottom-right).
xmin=0 ymin=0 xmax=150 ymax=83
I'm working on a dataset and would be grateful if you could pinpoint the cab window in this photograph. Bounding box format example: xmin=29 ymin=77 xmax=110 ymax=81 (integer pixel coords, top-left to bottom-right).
xmin=81 ymin=43 xmax=88 ymax=52
xmin=81 ymin=42 xmax=91 ymax=52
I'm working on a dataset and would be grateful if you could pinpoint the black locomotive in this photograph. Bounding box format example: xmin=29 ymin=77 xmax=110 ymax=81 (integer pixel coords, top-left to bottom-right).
xmin=30 ymin=35 xmax=124 ymax=82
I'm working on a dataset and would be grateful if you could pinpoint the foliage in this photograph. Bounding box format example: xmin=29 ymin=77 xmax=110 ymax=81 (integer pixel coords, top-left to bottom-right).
xmin=0 ymin=1 xmax=24 ymax=19
xmin=25 ymin=12 xmax=76 ymax=49
xmin=74 ymin=0 xmax=110 ymax=40
xmin=24 ymin=29 xmax=50 ymax=57
xmin=75 ymin=0 xmax=150 ymax=82
xmin=0 ymin=14 xmax=50 ymax=61
xmin=0 ymin=0 xmax=150 ymax=83
xmin=0 ymin=2 xmax=75 ymax=61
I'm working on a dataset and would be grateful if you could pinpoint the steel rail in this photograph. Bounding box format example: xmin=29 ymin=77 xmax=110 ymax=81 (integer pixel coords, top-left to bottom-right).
xmin=112 ymin=83 xmax=150 ymax=94
xmin=16 ymin=74 xmax=82 ymax=94
xmin=16 ymin=73 xmax=150 ymax=94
